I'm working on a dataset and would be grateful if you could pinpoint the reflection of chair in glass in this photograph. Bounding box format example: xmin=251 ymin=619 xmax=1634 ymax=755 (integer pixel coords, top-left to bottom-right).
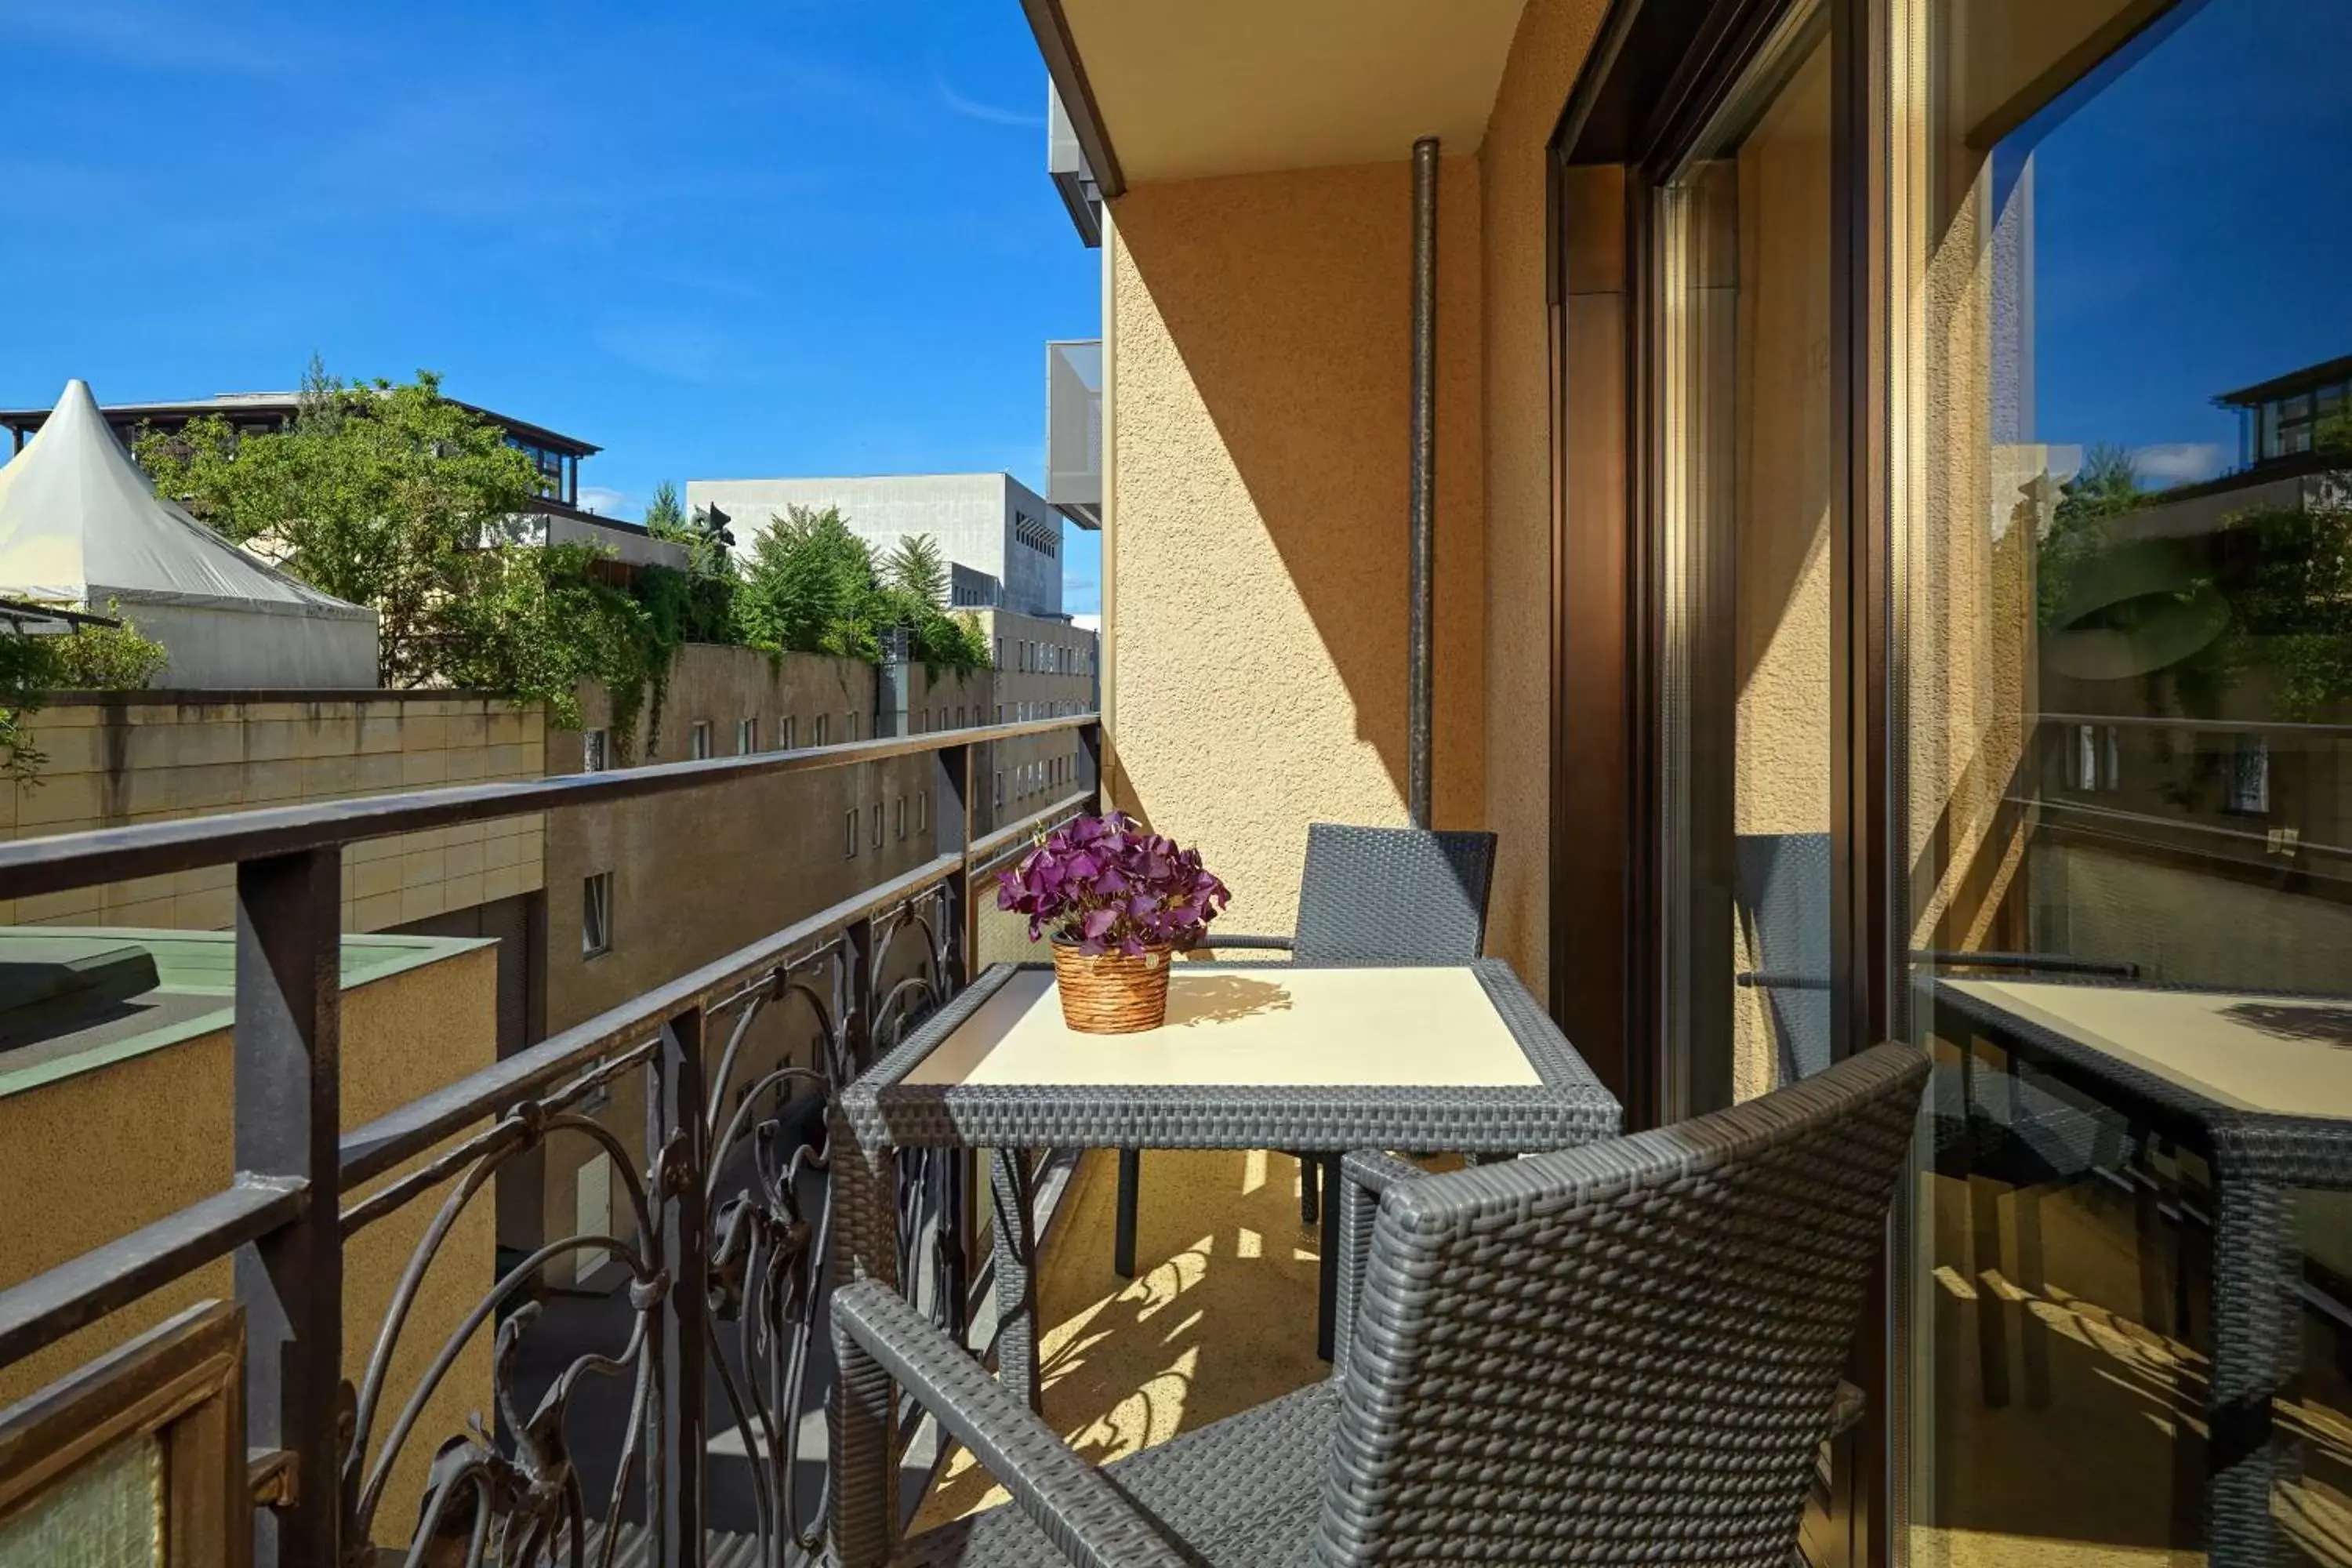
xmin=1733 ymin=832 xmax=1835 ymax=1087
xmin=834 ymin=1044 xmax=1929 ymax=1568
xmin=1114 ymin=823 xmax=1499 ymax=1278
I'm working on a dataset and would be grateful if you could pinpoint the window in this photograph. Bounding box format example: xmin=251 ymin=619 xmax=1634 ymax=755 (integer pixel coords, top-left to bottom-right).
xmin=994 ymin=771 xmax=1004 ymax=808
xmin=582 ymin=873 xmax=612 ymax=957
xmin=995 ymin=704 xmax=1004 ymax=724
xmin=956 ymin=706 xmax=966 ymax=728
xmin=815 ymin=714 xmax=829 ymax=746
xmin=871 ymin=803 xmax=884 ymax=848
xmin=895 ymin=797 xmax=906 ymax=840
xmin=847 ymin=712 xmax=859 ymax=742
xmin=995 ymin=637 xmax=1004 ymax=668
xmin=735 ymin=718 xmax=756 ymax=755
xmin=778 ymin=716 xmax=796 ymax=751
xmin=2227 ymin=734 xmax=2271 ymax=815
xmin=916 ymin=791 xmax=929 ymax=833
xmin=844 ymin=810 xmax=858 ymax=858
xmin=582 ymin=729 xmax=608 ymax=773
xmin=688 ymin=720 xmax=712 ymax=760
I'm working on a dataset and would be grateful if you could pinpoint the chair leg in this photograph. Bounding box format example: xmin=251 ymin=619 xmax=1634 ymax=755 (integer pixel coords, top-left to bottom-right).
xmin=2015 ymin=1181 xmax=2052 ymax=1410
xmin=1315 ymin=1155 xmax=1340 ymax=1363
xmin=1114 ymin=1148 xmax=1140 ymax=1280
xmin=1298 ymin=1152 xmax=1320 ymax=1225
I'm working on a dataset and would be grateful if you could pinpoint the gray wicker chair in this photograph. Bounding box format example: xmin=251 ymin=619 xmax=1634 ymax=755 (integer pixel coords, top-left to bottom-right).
xmin=831 ymin=1040 xmax=1929 ymax=1567
xmin=1112 ymin=822 xmax=1501 ymax=1278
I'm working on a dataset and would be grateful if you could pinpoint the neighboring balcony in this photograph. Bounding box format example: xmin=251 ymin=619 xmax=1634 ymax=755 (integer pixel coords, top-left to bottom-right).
xmin=1045 ymin=339 xmax=1102 ymax=532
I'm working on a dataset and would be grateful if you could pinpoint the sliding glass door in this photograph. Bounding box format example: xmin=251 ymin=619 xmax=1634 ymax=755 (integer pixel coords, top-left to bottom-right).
xmin=1888 ymin=1 xmax=2352 ymax=1560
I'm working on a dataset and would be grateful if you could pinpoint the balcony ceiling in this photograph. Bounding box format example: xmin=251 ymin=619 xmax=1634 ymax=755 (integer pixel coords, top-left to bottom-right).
xmin=1054 ymin=0 xmax=1529 ymax=183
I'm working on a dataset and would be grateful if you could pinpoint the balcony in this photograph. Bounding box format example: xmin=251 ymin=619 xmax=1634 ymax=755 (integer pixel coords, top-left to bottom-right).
xmin=1044 ymin=339 xmax=1102 ymax=532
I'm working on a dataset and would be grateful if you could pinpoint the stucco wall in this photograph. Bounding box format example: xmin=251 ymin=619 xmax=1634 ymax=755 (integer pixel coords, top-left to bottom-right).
xmin=0 ymin=938 xmax=498 ymax=1548
xmin=1105 ymin=158 xmax=1485 ymax=939
xmin=1477 ymin=0 xmax=1612 ymax=993
xmin=0 ymin=694 xmax=546 ymax=934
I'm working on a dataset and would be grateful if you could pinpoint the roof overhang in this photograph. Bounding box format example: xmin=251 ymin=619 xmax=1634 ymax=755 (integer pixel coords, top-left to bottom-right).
xmin=1020 ymin=0 xmax=1529 ymax=192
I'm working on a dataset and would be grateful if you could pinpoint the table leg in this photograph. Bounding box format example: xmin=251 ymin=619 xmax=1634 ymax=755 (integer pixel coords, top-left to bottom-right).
xmin=990 ymin=1148 xmax=1043 ymax=1412
xmin=2207 ymin=1164 xmax=2288 ymax=1568
xmin=1115 ymin=1149 xmax=1141 ymax=1280
xmin=828 ymin=1112 xmax=899 ymax=1568
xmin=1316 ymin=1154 xmax=1341 ymax=1363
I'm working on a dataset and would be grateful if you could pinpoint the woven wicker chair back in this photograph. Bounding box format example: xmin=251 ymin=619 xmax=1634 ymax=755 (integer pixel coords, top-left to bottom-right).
xmin=1291 ymin=823 xmax=1498 ymax=967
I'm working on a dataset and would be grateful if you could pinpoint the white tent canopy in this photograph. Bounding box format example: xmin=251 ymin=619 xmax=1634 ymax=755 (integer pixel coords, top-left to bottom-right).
xmin=0 ymin=380 xmax=378 ymax=688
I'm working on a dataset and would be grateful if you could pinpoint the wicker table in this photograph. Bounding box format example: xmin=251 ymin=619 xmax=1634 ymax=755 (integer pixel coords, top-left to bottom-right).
xmin=1933 ymin=977 xmax=2352 ymax=1568
xmin=829 ymin=958 xmax=1618 ymax=1483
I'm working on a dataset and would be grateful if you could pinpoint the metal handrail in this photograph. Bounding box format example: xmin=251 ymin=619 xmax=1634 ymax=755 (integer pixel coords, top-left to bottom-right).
xmin=0 ymin=713 xmax=1098 ymax=898
xmin=0 ymin=711 xmax=1105 ymax=1566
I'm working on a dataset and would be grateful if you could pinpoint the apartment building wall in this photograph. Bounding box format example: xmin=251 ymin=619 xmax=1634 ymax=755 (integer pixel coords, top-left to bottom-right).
xmin=1091 ymin=4 xmax=1614 ymax=993
xmin=0 ymin=691 xmax=546 ymax=933
xmin=0 ymin=932 xmax=499 ymax=1548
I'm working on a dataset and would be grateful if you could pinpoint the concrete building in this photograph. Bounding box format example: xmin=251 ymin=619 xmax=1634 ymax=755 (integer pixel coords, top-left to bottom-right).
xmin=684 ymin=473 xmax=1073 ymax=619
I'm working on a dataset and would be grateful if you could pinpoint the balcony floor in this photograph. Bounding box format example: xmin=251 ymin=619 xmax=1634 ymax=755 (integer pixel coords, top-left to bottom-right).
xmin=916 ymin=1146 xmax=1334 ymax=1530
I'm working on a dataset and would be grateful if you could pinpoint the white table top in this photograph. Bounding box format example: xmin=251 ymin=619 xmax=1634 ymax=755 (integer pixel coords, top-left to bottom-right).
xmin=902 ymin=965 xmax=1544 ymax=1091
xmin=1940 ymin=978 xmax=2352 ymax=1121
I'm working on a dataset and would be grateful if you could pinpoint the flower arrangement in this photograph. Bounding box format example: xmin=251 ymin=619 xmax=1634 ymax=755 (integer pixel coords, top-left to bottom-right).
xmin=996 ymin=812 xmax=1230 ymax=956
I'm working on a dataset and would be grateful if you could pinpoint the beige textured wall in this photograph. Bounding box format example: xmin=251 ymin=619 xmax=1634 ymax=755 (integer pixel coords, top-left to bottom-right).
xmin=1105 ymin=159 xmax=1485 ymax=939
xmin=0 ymin=695 xmax=545 ymax=933
xmin=0 ymin=942 xmax=498 ymax=1548
xmin=1477 ymin=0 xmax=1611 ymax=991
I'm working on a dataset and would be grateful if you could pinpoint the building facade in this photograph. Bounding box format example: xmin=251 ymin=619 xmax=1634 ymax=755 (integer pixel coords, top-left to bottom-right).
xmin=684 ymin=472 xmax=1073 ymax=618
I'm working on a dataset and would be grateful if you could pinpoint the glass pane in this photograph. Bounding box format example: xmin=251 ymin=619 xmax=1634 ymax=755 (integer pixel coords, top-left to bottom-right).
xmin=1657 ymin=2 xmax=1833 ymax=1115
xmin=0 ymin=1433 xmax=162 ymax=1567
xmin=1892 ymin=0 xmax=2352 ymax=1560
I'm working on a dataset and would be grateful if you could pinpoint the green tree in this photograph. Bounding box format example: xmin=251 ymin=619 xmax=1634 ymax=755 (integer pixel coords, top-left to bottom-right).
xmin=133 ymin=365 xmax=660 ymax=727
xmin=735 ymin=508 xmax=990 ymax=674
xmin=883 ymin=532 xmax=949 ymax=606
xmin=643 ymin=479 xmax=686 ymax=535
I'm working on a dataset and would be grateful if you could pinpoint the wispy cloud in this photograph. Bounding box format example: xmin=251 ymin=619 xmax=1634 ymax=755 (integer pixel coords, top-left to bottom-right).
xmin=2132 ymin=441 xmax=2229 ymax=485
xmin=934 ymin=72 xmax=1043 ymax=129
xmin=577 ymin=485 xmax=630 ymax=516
xmin=595 ymin=323 xmax=728 ymax=386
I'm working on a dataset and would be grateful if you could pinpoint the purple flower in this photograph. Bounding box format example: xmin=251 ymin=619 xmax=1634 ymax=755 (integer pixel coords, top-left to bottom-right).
xmin=994 ymin=811 xmax=1230 ymax=953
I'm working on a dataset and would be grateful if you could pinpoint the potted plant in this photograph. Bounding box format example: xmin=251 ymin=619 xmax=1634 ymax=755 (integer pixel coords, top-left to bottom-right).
xmin=996 ymin=812 xmax=1230 ymax=1033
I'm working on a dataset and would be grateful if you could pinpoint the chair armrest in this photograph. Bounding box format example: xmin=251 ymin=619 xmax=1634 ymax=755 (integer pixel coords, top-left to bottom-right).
xmin=831 ymin=1282 xmax=1187 ymax=1568
xmin=1201 ymin=931 xmax=1295 ymax=952
xmin=1333 ymin=1152 xmax=1428 ymax=1367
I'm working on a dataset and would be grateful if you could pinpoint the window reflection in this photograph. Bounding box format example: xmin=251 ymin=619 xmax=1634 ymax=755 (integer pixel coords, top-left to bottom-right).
xmin=1896 ymin=0 xmax=2352 ymax=1561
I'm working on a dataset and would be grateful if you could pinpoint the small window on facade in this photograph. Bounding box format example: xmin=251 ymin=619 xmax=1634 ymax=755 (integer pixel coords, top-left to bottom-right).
xmin=996 ymin=637 xmax=1004 ymax=668
xmin=583 ymin=873 xmax=613 ymax=956
xmin=736 ymin=718 xmax=757 ymax=755
xmin=779 ymin=716 xmax=796 ymax=751
xmin=995 ymin=771 xmax=1004 ymax=807
xmin=2102 ymin=725 xmax=2121 ymax=791
xmin=895 ymin=797 xmax=906 ymax=840
xmin=2227 ymin=734 xmax=2271 ymax=815
xmin=845 ymin=810 xmax=859 ymax=858
xmin=2072 ymin=725 xmax=2097 ymax=791
xmin=848 ymin=712 xmax=859 ymax=742
xmin=916 ymin=791 xmax=929 ymax=832
xmin=871 ymin=802 xmax=884 ymax=848
xmin=689 ymin=720 xmax=712 ymax=760
xmin=957 ymin=706 xmax=967 ymax=728
xmin=815 ymin=713 xmax=829 ymax=746
xmin=995 ymin=704 xmax=1004 ymax=724
xmin=583 ymin=729 xmax=608 ymax=773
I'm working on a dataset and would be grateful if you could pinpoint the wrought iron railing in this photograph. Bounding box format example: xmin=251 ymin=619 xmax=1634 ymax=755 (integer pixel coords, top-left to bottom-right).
xmin=0 ymin=713 xmax=1102 ymax=1566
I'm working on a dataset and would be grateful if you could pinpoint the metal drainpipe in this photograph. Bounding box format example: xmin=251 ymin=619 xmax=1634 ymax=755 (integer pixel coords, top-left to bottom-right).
xmin=1407 ymin=136 xmax=1439 ymax=829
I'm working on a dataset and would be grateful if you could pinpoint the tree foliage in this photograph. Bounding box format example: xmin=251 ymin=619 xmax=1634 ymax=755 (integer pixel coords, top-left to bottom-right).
xmin=733 ymin=508 xmax=989 ymax=672
xmin=133 ymin=365 xmax=668 ymax=730
xmin=0 ymin=604 xmax=169 ymax=783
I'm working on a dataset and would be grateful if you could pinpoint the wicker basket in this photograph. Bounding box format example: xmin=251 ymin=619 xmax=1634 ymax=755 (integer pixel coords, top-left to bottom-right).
xmin=1050 ymin=942 xmax=1171 ymax=1033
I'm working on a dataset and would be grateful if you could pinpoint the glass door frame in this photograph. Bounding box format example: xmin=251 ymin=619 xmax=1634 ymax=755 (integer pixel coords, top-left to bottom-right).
xmin=1547 ymin=0 xmax=1900 ymax=1555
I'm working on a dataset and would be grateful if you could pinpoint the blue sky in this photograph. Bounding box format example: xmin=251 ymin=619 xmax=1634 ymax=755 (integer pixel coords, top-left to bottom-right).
xmin=0 ymin=0 xmax=1105 ymax=612
xmin=2030 ymin=0 xmax=2352 ymax=486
